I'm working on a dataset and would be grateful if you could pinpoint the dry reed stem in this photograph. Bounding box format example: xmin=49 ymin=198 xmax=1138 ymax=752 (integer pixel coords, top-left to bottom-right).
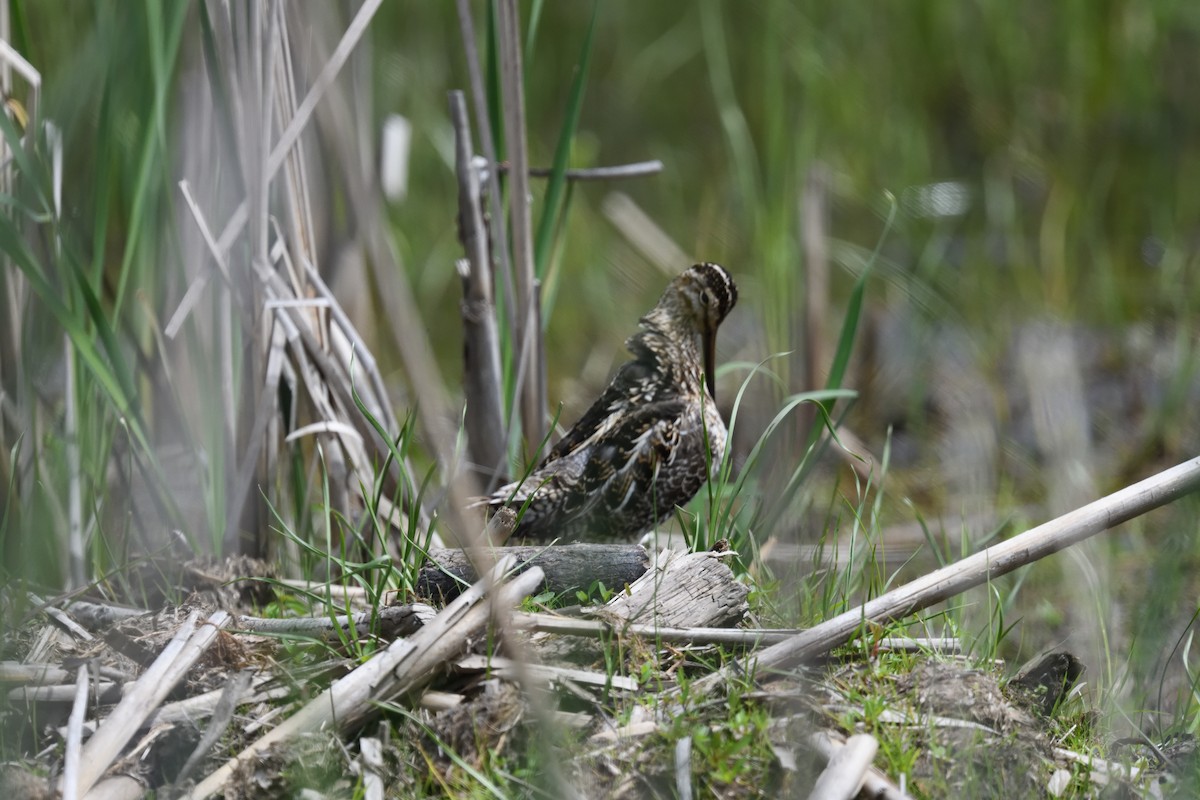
xmin=185 ymin=558 xmax=542 ymax=800
xmin=73 ymin=610 xmax=231 ymax=797
xmin=450 ymin=89 xmax=507 ymax=487
xmin=699 ymin=455 xmax=1200 ymax=691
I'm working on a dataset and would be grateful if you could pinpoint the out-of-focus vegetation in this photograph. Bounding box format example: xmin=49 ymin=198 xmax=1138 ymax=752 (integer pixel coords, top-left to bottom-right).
xmin=11 ymin=2 xmax=1200 ymax=391
xmin=4 ymin=2 xmax=1200 ymax=794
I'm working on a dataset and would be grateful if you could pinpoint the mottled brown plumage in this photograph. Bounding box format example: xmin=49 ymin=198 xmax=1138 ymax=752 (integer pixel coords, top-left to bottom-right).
xmin=479 ymin=263 xmax=738 ymax=542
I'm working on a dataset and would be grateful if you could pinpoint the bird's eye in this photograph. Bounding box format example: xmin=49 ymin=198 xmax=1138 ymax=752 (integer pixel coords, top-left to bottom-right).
xmin=700 ymin=291 xmax=710 ymax=304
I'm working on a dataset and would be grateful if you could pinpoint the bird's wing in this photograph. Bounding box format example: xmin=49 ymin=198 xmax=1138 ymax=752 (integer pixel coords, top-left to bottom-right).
xmin=541 ymin=359 xmax=658 ymax=466
xmin=565 ymin=397 xmax=689 ymax=517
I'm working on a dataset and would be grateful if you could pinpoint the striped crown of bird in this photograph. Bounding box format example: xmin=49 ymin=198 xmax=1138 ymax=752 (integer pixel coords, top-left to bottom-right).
xmin=478 ymin=262 xmax=738 ymax=542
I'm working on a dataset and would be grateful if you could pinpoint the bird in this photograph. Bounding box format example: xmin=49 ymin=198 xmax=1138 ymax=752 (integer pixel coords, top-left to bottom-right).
xmin=478 ymin=262 xmax=738 ymax=542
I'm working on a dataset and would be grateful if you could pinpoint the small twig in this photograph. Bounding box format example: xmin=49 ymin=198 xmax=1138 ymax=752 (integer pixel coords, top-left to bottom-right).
xmin=169 ymin=670 xmax=254 ymax=793
xmin=588 ymin=720 xmax=659 ymax=745
xmin=518 ymin=612 xmax=782 ymax=646
xmin=1053 ymin=747 xmax=1143 ymax=785
xmin=513 ymin=613 xmax=960 ymax=653
xmin=495 ymin=159 xmax=664 ymax=181
xmin=232 ymin=603 xmax=434 ymax=637
xmin=455 ymin=654 xmax=638 ymax=691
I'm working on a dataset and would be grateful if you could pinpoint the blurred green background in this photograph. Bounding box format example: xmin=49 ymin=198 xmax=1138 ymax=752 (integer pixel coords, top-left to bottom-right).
xmin=19 ymin=2 xmax=1200 ymax=377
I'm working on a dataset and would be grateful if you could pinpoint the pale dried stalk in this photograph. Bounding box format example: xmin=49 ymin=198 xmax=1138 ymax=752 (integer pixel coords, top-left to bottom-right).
xmin=800 ymin=164 xmax=831 ymax=405
xmin=166 ymin=0 xmax=385 ymax=337
xmin=524 ymin=160 xmax=664 ymax=180
xmin=514 ymin=612 xmax=960 ymax=653
xmin=601 ymin=192 xmax=691 ymax=275
xmin=61 ymin=666 xmax=89 ymax=800
xmin=72 ymin=610 xmax=231 ymax=797
xmin=805 ymin=732 xmax=907 ymax=800
xmin=699 ymin=455 xmax=1200 ymax=691
xmin=675 ymin=736 xmax=693 ymax=800
xmin=186 ymin=558 xmax=542 ymax=800
xmin=450 ymin=89 xmax=506 ymax=487
xmin=805 ymin=733 xmax=878 ymax=800
xmin=454 ymin=0 xmax=517 ymax=361
xmin=496 ymin=0 xmax=545 ymax=450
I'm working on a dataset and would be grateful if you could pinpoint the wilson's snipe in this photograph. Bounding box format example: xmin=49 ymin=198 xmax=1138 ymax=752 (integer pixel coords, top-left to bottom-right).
xmin=479 ymin=262 xmax=738 ymax=542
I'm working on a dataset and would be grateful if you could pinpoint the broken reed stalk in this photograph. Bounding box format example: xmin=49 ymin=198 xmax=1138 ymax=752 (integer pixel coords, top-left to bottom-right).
xmin=513 ymin=612 xmax=959 ymax=652
xmin=496 ymin=0 xmax=546 ymax=451
xmin=806 ymin=733 xmax=879 ymax=800
xmin=800 ymin=164 xmax=831 ymax=406
xmin=70 ymin=610 xmax=231 ymax=797
xmin=454 ymin=0 xmax=517 ymax=359
xmin=450 ymin=89 xmax=507 ymax=489
xmin=186 ymin=558 xmax=543 ymax=800
xmin=806 ymin=733 xmax=906 ymax=800
xmin=798 ymin=164 xmax=830 ymax=448
xmin=61 ymin=666 xmax=87 ymax=800
xmin=522 ymin=160 xmax=664 ymax=180
xmin=180 ymin=178 xmax=415 ymax=521
xmin=701 ymin=455 xmax=1200 ymax=690
xmin=224 ymin=0 xmax=275 ymax=556
xmin=175 ymin=1 xmax=422 ymax=555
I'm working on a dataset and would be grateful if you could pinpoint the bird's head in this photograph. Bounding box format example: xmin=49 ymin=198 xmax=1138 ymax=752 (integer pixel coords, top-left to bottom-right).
xmin=659 ymin=262 xmax=738 ymax=399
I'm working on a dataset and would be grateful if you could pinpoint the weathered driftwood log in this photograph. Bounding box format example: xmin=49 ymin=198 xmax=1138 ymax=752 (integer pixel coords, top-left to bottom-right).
xmin=603 ymin=549 xmax=749 ymax=628
xmin=533 ymin=549 xmax=749 ymax=665
xmin=416 ymin=544 xmax=651 ymax=603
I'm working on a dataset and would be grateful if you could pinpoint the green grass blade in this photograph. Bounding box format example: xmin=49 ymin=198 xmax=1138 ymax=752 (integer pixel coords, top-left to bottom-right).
xmin=525 ymin=0 xmax=545 ymax=71
xmin=0 ymin=105 xmax=51 ymax=217
xmin=0 ymin=217 xmax=129 ymax=414
xmin=111 ymin=0 xmax=188 ymax=323
xmin=485 ymin=1 xmax=504 ymax=160
xmin=532 ymin=0 xmax=597 ymax=281
xmin=537 ymin=180 xmax=573 ymax=323
xmin=824 ymin=194 xmax=896 ymax=394
xmin=700 ymin=0 xmax=761 ymax=212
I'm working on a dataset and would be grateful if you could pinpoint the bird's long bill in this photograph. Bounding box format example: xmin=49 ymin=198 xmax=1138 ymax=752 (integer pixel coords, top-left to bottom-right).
xmin=703 ymin=327 xmax=717 ymax=401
